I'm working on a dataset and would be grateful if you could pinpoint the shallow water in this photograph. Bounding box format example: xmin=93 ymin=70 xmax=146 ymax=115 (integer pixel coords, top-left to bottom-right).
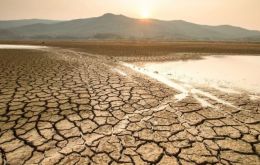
xmin=143 ymin=55 xmax=260 ymax=93
xmin=0 ymin=44 xmax=47 ymax=49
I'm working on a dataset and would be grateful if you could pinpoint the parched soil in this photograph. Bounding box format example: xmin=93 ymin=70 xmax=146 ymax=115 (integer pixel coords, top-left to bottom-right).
xmin=0 ymin=47 xmax=259 ymax=165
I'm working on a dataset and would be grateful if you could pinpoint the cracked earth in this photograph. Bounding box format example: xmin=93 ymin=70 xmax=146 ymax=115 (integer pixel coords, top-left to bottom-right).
xmin=0 ymin=47 xmax=259 ymax=165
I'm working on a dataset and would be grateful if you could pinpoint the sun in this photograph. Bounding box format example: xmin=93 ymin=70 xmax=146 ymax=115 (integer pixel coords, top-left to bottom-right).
xmin=140 ymin=8 xmax=150 ymax=19
xmin=138 ymin=0 xmax=154 ymax=19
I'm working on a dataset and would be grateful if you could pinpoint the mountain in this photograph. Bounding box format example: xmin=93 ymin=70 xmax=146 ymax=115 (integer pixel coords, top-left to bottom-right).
xmin=0 ymin=29 xmax=21 ymax=39
xmin=0 ymin=19 xmax=61 ymax=29
xmin=1 ymin=13 xmax=260 ymax=41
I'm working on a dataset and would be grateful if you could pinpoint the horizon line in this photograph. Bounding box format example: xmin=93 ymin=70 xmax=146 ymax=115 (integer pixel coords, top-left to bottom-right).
xmin=0 ymin=12 xmax=259 ymax=31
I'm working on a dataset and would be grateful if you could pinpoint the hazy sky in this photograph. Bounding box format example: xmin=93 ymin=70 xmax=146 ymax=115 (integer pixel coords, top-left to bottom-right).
xmin=1 ymin=0 xmax=260 ymax=30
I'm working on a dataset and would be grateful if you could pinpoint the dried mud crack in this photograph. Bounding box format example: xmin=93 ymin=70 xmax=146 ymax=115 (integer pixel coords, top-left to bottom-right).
xmin=0 ymin=48 xmax=259 ymax=165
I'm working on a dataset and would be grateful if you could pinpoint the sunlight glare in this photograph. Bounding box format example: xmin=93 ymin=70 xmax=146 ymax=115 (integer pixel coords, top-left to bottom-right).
xmin=139 ymin=0 xmax=154 ymax=19
xmin=141 ymin=8 xmax=150 ymax=18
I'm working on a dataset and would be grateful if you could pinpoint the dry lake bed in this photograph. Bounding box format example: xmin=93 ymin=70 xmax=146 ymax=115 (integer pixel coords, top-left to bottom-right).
xmin=0 ymin=44 xmax=259 ymax=165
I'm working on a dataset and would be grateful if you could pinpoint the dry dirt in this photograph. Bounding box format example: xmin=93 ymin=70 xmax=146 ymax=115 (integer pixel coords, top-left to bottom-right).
xmin=1 ymin=40 xmax=260 ymax=57
xmin=0 ymin=46 xmax=259 ymax=165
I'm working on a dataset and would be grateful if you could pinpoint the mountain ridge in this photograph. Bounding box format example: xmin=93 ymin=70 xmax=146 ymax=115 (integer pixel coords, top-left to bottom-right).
xmin=1 ymin=13 xmax=260 ymax=41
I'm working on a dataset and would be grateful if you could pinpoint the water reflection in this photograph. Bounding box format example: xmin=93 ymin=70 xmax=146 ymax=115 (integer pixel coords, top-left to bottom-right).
xmin=0 ymin=44 xmax=47 ymax=49
xmin=143 ymin=55 xmax=260 ymax=93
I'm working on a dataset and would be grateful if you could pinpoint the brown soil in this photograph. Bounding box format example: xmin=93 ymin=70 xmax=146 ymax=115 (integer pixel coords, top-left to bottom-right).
xmin=1 ymin=40 xmax=260 ymax=57
xmin=0 ymin=47 xmax=259 ymax=165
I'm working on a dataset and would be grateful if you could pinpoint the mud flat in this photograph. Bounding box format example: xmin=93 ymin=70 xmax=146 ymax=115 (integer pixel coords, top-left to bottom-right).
xmin=0 ymin=46 xmax=259 ymax=165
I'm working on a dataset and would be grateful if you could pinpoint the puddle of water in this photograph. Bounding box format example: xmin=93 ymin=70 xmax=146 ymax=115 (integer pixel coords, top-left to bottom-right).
xmin=0 ymin=44 xmax=47 ymax=49
xmin=122 ymin=55 xmax=260 ymax=108
xmin=143 ymin=55 xmax=260 ymax=93
xmin=122 ymin=62 xmax=188 ymax=93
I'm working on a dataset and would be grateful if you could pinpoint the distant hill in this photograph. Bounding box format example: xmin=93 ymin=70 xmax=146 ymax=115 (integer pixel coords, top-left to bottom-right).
xmin=0 ymin=19 xmax=60 ymax=29
xmin=0 ymin=29 xmax=21 ymax=39
xmin=1 ymin=13 xmax=260 ymax=41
